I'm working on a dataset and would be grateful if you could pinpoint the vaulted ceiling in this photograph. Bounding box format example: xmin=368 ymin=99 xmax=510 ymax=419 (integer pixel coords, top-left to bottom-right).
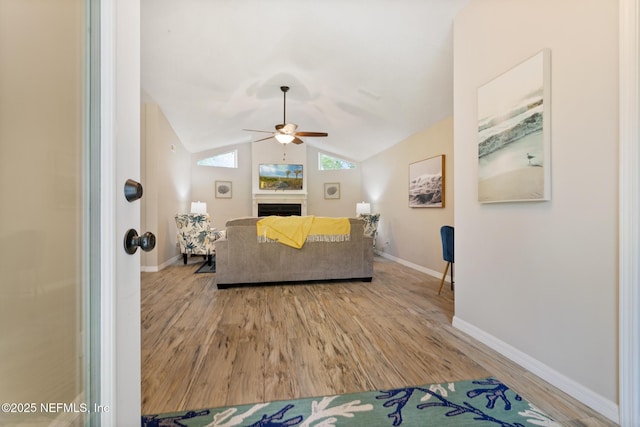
xmin=141 ymin=0 xmax=469 ymax=161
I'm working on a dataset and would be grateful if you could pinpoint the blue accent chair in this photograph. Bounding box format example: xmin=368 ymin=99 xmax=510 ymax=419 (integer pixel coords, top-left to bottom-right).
xmin=438 ymin=225 xmax=454 ymax=294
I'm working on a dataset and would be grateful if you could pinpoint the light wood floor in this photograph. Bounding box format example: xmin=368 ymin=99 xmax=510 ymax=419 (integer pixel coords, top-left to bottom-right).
xmin=141 ymin=256 xmax=616 ymax=426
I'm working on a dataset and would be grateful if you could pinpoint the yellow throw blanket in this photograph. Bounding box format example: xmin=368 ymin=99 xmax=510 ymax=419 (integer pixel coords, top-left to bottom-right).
xmin=256 ymin=216 xmax=351 ymax=249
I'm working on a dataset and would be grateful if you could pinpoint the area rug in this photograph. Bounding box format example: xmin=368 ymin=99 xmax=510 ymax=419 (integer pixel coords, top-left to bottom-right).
xmin=141 ymin=377 xmax=560 ymax=427
xmin=194 ymin=256 xmax=216 ymax=274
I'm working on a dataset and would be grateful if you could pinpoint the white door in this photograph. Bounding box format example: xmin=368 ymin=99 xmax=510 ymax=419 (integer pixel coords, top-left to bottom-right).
xmin=103 ymin=0 xmax=143 ymax=424
xmin=0 ymin=0 xmax=142 ymax=425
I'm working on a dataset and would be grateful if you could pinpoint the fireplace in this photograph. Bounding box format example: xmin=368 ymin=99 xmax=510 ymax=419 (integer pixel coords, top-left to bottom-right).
xmin=258 ymin=203 xmax=302 ymax=217
xmin=253 ymin=194 xmax=307 ymax=216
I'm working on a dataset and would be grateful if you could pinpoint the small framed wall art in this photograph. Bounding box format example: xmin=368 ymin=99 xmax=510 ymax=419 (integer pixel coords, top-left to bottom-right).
xmin=409 ymin=155 xmax=445 ymax=208
xmin=215 ymin=180 xmax=232 ymax=198
xmin=324 ymin=182 xmax=340 ymax=199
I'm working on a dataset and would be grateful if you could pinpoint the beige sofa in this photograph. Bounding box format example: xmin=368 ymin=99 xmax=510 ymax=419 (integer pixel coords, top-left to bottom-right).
xmin=215 ymin=217 xmax=373 ymax=288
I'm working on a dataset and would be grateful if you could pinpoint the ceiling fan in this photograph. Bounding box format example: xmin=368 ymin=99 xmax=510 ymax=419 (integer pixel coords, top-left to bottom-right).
xmin=244 ymin=86 xmax=328 ymax=145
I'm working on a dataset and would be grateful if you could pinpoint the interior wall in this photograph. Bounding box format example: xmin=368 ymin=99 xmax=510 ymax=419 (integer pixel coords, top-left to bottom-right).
xmin=361 ymin=116 xmax=454 ymax=276
xmin=189 ymin=141 xmax=363 ymax=225
xmin=191 ymin=143 xmax=253 ymax=230
xmin=141 ymin=103 xmax=191 ymax=270
xmin=453 ymin=0 xmax=618 ymax=418
xmin=306 ymin=145 xmax=362 ymax=218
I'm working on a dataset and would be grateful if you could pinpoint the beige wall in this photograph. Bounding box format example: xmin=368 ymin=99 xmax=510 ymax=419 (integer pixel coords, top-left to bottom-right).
xmin=453 ymin=0 xmax=618 ymax=418
xmin=191 ymin=143 xmax=253 ymax=230
xmin=361 ymin=117 xmax=454 ymax=276
xmin=141 ymin=103 xmax=192 ymax=270
xmin=306 ymin=145 xmax=362 ymax=218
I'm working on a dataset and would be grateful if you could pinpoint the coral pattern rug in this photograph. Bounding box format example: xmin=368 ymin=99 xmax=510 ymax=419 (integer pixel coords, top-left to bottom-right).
xmin=141 ymin=377 xmax=560 ymax=426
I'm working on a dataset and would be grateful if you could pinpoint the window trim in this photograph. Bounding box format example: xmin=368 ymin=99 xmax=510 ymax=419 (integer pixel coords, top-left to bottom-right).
xmin=197 ymin=149 xmax=238 ymax=168
xmin=318 ymin=152 xmax=356 ymax=171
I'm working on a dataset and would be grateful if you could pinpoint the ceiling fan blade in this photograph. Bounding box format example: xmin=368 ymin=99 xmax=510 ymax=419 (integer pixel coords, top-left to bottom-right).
xmin=291 ymin=137 xmax=304 ymax=145
xmin=253 ymin=135 xmax=275 ymax=142
xmin=295 ymin=131 xmax=328 ymax=137
xmin=243 ymin=128 xmax=274 ymax=134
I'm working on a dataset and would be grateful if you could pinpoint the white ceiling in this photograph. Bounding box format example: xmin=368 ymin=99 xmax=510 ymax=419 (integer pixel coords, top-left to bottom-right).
xmin=141 ymin=0 xmax=469 ymax=161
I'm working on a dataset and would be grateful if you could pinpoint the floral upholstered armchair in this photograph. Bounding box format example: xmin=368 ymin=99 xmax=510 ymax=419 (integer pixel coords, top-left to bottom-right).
xmin=175 ymin=213 xmax=224 ymax=265
xmin=358 ymin=213 xmax=380 ymax=248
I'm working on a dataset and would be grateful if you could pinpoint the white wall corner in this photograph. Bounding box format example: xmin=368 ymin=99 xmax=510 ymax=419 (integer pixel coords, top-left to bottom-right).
xmin=452 ymin=316 xmax=620 ymax=424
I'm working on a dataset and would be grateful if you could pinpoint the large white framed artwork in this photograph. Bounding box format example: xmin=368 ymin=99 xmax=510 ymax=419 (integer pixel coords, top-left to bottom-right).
xmin=477 ymin=49 xmax=551 ymax=203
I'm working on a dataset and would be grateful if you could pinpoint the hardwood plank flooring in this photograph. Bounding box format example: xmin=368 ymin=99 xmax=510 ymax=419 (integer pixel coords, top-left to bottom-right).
xmin=141 ymin=256 xmax=617 ymax=426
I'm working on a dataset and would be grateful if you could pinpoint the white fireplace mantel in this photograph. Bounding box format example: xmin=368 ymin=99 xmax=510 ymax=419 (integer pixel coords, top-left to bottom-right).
xmin=252 ymin=193 xmax=307 ymax=216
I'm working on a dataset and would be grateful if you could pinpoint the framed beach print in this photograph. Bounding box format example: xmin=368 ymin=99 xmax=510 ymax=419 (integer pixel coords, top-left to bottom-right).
xmin=324 ymin=182 xmax=340 ymax=199
xmin=258 ymin=164 xmax=303 ymax=191
xmin=409 ymin=155 xmax=444 ymax=208
xmin=477 ymin=49 xmax=551 ymax=203
xmin=215 ymin=180 xmax=232 ymax=198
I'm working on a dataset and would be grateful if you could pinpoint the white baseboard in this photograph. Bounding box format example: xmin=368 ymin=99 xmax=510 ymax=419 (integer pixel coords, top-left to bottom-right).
xmin=140 ymin=254 xmax=180 ymax=273
xmin=452 ymin=316 xmax=620 ymax=424
xmin=377 ymin=250 xmax=451 ymax=282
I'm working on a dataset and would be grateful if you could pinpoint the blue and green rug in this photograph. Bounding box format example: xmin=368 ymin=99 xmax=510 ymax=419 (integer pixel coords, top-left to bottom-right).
xmin=141 ymin=377 xmax=560 ymax=426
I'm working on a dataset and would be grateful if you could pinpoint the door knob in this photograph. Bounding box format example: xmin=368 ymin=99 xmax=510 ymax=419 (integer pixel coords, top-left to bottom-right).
xmin=124 ymin=229 xmax=156 ymax=254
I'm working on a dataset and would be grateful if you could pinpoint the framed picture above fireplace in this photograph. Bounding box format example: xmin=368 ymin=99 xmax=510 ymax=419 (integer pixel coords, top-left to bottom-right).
xmin=258 ymin=164 xmax=303 ymax=191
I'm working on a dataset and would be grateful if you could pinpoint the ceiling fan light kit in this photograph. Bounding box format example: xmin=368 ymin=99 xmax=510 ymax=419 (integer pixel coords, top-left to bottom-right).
xmin=274 ymin=134 xmax=295 ymax=144
xmin=244 ymin=85 xmax=328 ymax=145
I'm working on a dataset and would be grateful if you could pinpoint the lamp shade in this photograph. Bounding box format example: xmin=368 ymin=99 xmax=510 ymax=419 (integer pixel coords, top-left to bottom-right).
xmin=356 ymin=202 xmax=371 ymax=216
xmin=190 ymin=201 xmax=207 ymax=214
